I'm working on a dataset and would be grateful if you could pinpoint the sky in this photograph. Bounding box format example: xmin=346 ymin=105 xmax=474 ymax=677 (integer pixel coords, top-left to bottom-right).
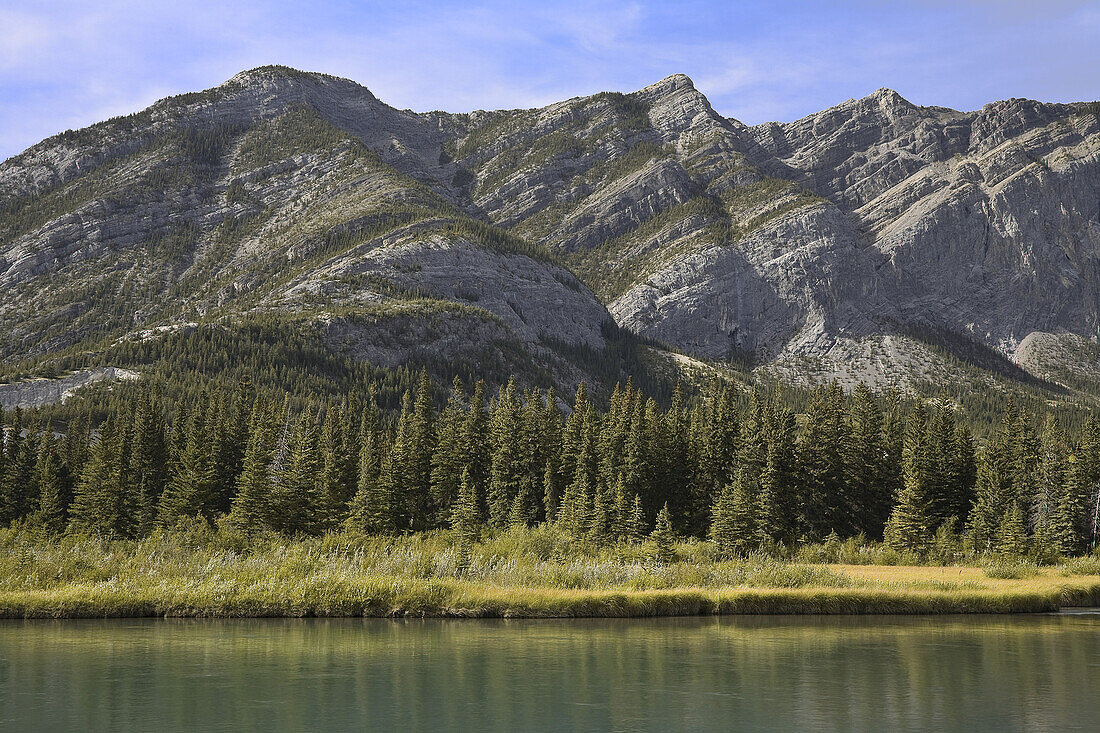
xmin=2 ymin=0 xmax=1099 ymax=160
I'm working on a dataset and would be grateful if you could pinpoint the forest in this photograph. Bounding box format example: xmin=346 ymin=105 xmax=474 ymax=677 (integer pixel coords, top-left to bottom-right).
xmin=3 ymin=371 xmax=1099 ymax=564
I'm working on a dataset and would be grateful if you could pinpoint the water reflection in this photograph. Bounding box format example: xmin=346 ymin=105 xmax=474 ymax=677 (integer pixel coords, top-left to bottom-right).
xmin=1 ymin=615 xmax=1097 ymax=732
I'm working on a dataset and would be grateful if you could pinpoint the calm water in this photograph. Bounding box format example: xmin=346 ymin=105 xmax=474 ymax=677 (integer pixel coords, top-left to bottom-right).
xmin=1 ymin=614 xmax=1098 ymax=732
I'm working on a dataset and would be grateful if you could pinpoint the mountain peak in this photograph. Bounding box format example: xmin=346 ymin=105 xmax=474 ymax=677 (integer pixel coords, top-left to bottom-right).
xmin=864 ymin=87 xmax=916 ymax=113
xmin=220 ymin=65 xmax=368 ymax=94
xmin=640 ymin=73 xmax=696 ymax=96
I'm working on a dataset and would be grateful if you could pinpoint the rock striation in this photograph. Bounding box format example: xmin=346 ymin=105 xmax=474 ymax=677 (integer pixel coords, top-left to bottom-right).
xmin=1 ymin=66 xmax=1098 ymax=395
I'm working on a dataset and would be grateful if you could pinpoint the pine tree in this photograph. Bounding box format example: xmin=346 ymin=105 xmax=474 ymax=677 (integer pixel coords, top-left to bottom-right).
xmin=34 ymin=432 xmax=67 ymax=534
xmin=129 ymin=386 xmax=169 ymax=533
xmin=846 ymin=384 xmax=891 ymax=536
xmin=968 ymin=407 xmax=1018 ymax=551
xmin=693 ymin=381 xmax=740 ymax=534
xmin=0 ymin=408 xmax=37 ymax=524
xmin=403 ymin=371 xmax=435 ymax=531
xmin=995 ymin=502 xmax=1029 ymax=557
xmin=611 ymin=476 xmax=631 ymax=541
xmin=542 ymin=460 xmax=561 ymax=521
xmin=759 ymin=398 xmax=799 ymax=543
xmin=229 ymin=401 xmax=275 ymax=533
xmin=158 ymin=406 xmax=215 ymax=526
xmin=274 ymin=409 xmax=324 ymax=536
xmin=797 ymin=383 xmax=850 ymax=538
xmin=883 ymin=471 xmax=932 ymax=555
xmin=1033 ymin=416 xmax=1067 ymax=537
xmin=587 ymin=480 xmax=614 ymax=543
xmin=347 ymin=392 xmax=392 ymax=534
xmin=558 ymin=463 xmax=592 ymax=539
xmin=709 ymin=480 xmax=739 ymax=556
xmin=430 ymin=377 xmax=468 ymax=527
xmin=488 ymin=379 xmax=523 ymax=528
xmin=626 ymin=493 xmax=646 ymax=542
xmin=650 ymin=502 xmax=676 ymax=562
xmin=450 ymin=467 xmax=481 ymax=545
xmin=69 ymin=419 xmax=138 ymax=538
xmin=659 ymin=383 xmax=693 ymax=527
xmin=462 ymin=381 xmax=491 ymax=522
xmin=538 ymin=388 xmax=564 ymax=520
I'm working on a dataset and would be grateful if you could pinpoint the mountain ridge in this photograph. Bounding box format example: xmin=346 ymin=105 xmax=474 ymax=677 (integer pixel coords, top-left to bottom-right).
xmin=2 ymin=66 xmax=1098 ymax=405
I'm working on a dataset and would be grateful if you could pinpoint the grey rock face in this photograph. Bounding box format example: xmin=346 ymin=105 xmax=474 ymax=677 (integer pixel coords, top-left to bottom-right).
xmin=0 ymin=368 xmax=139 ymax=409
xmin=1 ymin=66 xmax=1098 ymax=394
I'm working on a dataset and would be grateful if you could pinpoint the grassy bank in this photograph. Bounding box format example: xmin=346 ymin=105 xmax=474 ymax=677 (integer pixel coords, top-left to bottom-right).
xmin=2 ymin=526 xmax=1099 ymax=618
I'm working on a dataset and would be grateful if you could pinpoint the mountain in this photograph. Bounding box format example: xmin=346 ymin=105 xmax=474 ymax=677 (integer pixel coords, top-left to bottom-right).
xmin=1 ymin=66 xmax=1098 ymax=405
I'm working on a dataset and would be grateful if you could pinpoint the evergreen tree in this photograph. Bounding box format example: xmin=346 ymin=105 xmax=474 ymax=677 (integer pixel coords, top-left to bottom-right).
xmin=659 ymin=384 xmax=693 ymax=527
xmin=450 ymin=467 xmax=481 ymax=545
xmin=995 ymin=502 xmax=1029 ymax=557
xmin=430 ymin=377 xmax=468 ymax=527
xmin=797 ymin=383 xmax=849 ymax=538
xmin=884 ymin=462 xmax=932 ymax=555
xmin=558 ymin=463 xmax=592 ymax=538
xmin=1 ymin=408 xmax=37 ymax=524
xmin=34 ymin=432 xmax=67 ymax=534
xmin=462 ymin=381 xmax=491 ymax=521
xmin=709 ymin=480 xmax=738 ymax=556
xmin=968 ymin=407 xmax=1019 ymax=551
xmin=274 ymin=409 xmax=324 ymax=536
xmin=587 ymin=480 xmax=614 ymax=543
xmin=229 ymin=401 xmax=276 ymax=533
xmin=158 ymin=407 xmax=216 ymax=526
xmin=69 ymin=419 xmax=138 ymax=538
xmin=129 ymin=386 xmax=169 ymax=533
xmin=404 ymin=371 xmax=435 ymax=531
xmin=487 ymin=379 xmax=523 ymax=527
xmin=650 ymin=502 xmax=676 ymax=562
xmin=626 ymin=493 xmax=646 ymax=542
xmin=846 ymin=384 xmax=891 ymax=536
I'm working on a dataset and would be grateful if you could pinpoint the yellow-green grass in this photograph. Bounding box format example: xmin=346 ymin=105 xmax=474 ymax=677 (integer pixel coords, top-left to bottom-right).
xmin=2 ymin=528 xmax=1099 ymax=618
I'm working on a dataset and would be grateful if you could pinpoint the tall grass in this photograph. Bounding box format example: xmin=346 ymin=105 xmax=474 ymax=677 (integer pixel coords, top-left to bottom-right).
xmin=1 ymin=525 xmax=1096 ymax=618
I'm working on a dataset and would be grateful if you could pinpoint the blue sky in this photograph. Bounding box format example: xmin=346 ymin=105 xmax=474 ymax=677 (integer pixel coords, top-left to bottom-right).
xmin=2 ymin=0 xmax=1099 ymax=160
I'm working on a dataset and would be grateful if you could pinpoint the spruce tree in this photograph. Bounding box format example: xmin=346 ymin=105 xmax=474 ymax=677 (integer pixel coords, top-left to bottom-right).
xmin=488 ymin=379 xmax=523 ymax=527
xmin=650 ymin=502 xmax=676 ymax=562
xmin=587 ymin=480 xmax=614 ymax=543
xmin=129 ymin=386 xmax=169 ymax=533
xmin=846 ymin=384 xmax=891 ymax=536
xmin=558 ymin=463 xmax=592 ymax=539
xmin=450 ymin=467 xmax=481 ymax=545
xmin=34 ymin=432 xmax=67 ymax=534
xmin=69 ymin=419 xmax=138 ymax=538
xmin=158 ymin=407 xmax=215 ymax=526
xmin=611 ymin=476 xmax=631 ymax=541
xmin=275 ymin=409 xmax=324 ymax=536
xmin=430 ymin=377 xmax=468 ymax=527
xmin=995 ymin=502 xmax=1029 ymax=557
xmin=404 ymin=371 xmax=435 ymax=531
xmin=883 ymin=472 xmax=932 ymax=555
xmin=0 ymin=408 xmax=36 ymax=524
xmin=462 ymin=381 xmax=491 ymax=521
xmin=229 ymin=401 xmax=275 ymax=533
xmin=709 ymin=480 xmax=739 ymax=556
xmin=626 ymin=493 xmax=646 ymax=542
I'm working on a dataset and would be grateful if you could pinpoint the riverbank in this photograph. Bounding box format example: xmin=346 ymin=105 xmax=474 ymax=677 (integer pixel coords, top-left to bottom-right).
xmin=3 ymin=528 xmax=1099 ymax=618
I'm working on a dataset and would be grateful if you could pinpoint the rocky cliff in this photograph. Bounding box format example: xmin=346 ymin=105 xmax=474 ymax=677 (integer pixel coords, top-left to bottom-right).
xmin=2 ymin=66 xmax=1098 ymax=397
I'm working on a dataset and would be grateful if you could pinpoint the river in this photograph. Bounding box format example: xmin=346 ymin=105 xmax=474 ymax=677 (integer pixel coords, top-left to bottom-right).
xmin=2 ymin=614 xmax=1097 ymax=731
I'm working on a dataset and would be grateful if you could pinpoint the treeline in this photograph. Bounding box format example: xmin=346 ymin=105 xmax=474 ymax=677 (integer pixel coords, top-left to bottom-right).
xmin=1 ymin=374 xmax=1098 ymax=559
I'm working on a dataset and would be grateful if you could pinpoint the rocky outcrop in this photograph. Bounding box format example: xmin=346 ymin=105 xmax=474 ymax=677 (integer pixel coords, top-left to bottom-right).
xmin=0 ymin=368 xmax=139 ymax=409
xmin=1 ymin=67 xmax=1098 ymax=395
